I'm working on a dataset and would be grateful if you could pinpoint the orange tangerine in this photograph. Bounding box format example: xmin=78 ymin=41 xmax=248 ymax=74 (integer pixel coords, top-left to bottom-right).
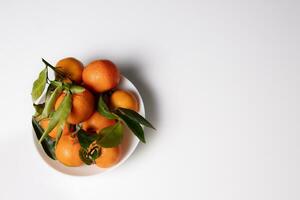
xmin=55 ymin=57 xmax=84 ymax=84
xmin=55 ymin=134 xmax=83 ymax=167
xmin=82 ymin=60 xmax=120 ymax=93
xmin=110 ymin=90 xmax=139 ymax=112
xmin=95 ymin=146 xmax=121 ymax=168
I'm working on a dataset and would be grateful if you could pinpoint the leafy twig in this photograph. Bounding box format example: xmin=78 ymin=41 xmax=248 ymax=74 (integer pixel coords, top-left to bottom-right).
xmin=41 ymin=58 xmax=69 ymax=80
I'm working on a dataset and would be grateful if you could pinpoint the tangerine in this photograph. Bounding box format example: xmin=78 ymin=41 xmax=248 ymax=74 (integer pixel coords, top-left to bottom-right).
xmin=55 ymin=57 xmax=84 ymax=83
xmin=82 ymin=60 xmax=120 ymax=93
xmin=95 ymin=146 xmax=121 ymax=168
xmin=55 ymin=134 xmax=83 ymax=167
xmin=110 ymin=90 xmax=139 ymax=112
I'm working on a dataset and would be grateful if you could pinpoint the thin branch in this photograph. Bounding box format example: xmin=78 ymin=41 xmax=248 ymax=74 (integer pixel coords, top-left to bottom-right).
xmin=41 ymin=58 xmax=70 ymax=79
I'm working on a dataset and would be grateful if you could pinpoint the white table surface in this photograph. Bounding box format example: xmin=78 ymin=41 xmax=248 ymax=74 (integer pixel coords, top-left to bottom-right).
xmin=0 ymin=1 xmax=299 ymax=200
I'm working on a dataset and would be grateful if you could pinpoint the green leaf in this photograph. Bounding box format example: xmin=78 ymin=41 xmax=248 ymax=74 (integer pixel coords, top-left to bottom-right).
xmin=54 ymin=121 xmax=64 ymax=147
xmin=118 ymin=108 xmax=155 ymax=129
xmin=31 ymin=68 xmax=47 ymax=101
xmin=70 ymin=85 xmax=85 ymax=94
xmin=39 ymin=91 xmax=72 ymax=143
xmin=79 ymin=148 xmax=93 ymax=165
xmin=77 ymin=129 xmax=100 ymax=150
xmin=50 ymin=80 xmax=63 ymax=88
xmin=97 ymin=122 xmax=124 ymax=147
xmin=40 ymin=86 xmax=62 ymax=119
xmin=32 ymin=117 xmax=56 ymax=160
xmin=116 ymin=110 xmax=146 ymax=143
xmin=33 ymin=103 xmax=45 ymax=117
xmin=97 ymin=96 xmax=118 ymax=120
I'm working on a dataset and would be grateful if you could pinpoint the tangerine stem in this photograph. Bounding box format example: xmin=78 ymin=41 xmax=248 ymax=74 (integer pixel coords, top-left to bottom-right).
xmin=41 ymin=58 xmax=68 ymax=78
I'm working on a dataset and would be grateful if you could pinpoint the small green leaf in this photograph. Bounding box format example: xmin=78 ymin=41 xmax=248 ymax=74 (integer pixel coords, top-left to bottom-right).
xmin=79 ymin=148 xmax=93 ymax=165
xmin=31 ymin=68 xmax=47 ymax=101
xmin=77 ymin=129 xmax=100 ymax=150
xmin=40 ymin=86 xmax=62 ymax=119
xmin=118 ymin=108 xmax=155 ymax=129
xmin=70 ymin=85 xmax=85 ymax=94
xmin=97 ymin=122 xmax=124 ymax=147
xmin=97 ymin=96 xmax=118 ymax=120
xmin=39 ymin=91 xmax=72 ymax=143
xmin=33 ymin=103 xmax=45 ymax=117
xmin=32 ymin=117 xmax=56 ymax=160
xmin=116 ymin=110 xmax=145 ymax=143
xmin=50 ymin=80 xmax=63 ymax=88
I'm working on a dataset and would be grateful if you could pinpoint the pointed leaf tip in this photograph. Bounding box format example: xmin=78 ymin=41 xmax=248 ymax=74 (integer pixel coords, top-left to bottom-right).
xmin=118 ymin=108 xmax=155 ymax=130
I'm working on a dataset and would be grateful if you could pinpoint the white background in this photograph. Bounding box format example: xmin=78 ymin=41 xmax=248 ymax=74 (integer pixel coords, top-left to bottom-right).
xmin=0 ymin=0 xmax=299 ymax=200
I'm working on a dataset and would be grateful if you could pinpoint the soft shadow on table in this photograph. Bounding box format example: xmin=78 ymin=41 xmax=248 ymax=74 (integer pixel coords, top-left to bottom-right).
xmin=119 ymin=61 xmax=160 ymax=161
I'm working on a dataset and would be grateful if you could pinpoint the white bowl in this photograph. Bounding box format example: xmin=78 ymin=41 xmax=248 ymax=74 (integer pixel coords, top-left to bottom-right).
xmin=32 ymin=76 xmax=144 ymax=176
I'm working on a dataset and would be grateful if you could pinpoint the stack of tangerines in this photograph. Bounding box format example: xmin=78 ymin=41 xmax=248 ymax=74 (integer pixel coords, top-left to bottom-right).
xmin=31 ymin=57 xmax=154 ymax=169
